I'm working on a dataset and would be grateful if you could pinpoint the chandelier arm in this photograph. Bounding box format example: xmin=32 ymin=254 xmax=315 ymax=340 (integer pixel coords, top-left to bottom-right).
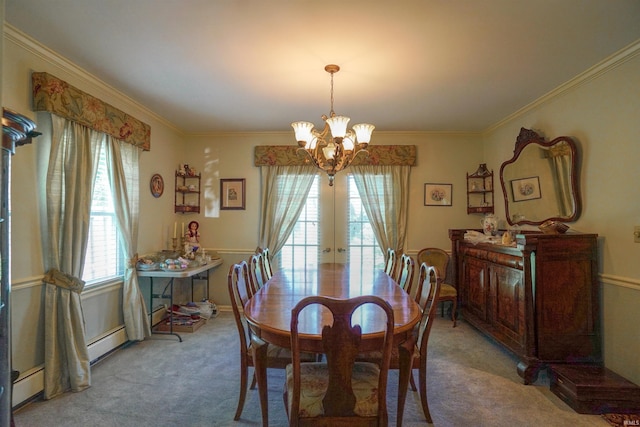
xmin=298 ymin=148 xmax=323 ymax=169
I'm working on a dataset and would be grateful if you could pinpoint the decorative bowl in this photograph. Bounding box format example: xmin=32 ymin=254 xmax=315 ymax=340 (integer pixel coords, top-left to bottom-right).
xmin=137 ymin=262 xmax=159 ymax=271
xmin=538 ymin=220 xmax=570 ymax=234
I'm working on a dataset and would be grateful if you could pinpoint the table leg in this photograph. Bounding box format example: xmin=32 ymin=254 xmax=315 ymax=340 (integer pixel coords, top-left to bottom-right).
xmin=251 ymin=335 xmax=269 ymax=427
xmin=150 ymin=277 xmax=182 ymax=342
xmin=396 ymin=339 xmax=414 ymax=427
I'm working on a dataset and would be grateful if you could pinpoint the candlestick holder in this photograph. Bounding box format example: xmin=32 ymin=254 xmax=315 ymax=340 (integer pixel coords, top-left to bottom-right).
xmin=172 ymin=237 xmax=178 ymax=252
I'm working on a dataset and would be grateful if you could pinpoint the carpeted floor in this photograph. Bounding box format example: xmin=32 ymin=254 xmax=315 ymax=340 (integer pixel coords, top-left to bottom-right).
xmin=14 ymin=311 xmax=612 ymax=426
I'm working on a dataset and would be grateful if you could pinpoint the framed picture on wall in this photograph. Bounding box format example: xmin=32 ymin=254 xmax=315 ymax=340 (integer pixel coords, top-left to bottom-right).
xmin=220 ymin=178 xmax=246 ymax=210
xmin=150 ymin=173 xmax=164 ymax=198
xmin=424 ymin=183 xmax=452 ymax=206
xmin=511 ymin=176 xmax=541 ymax=202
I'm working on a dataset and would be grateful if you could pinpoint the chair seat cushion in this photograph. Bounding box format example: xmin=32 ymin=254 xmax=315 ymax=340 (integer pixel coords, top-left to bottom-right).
xmin=285 ymin=362 xmax=381 ymax=418
xmin=439 ymin=283 xmax=457 ymax=298
xmin=249 ymin=343 xmax=317 ymax=364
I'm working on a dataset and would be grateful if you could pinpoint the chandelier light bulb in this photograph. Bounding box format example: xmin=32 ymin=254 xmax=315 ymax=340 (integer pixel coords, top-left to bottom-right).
xmin=353 ymin=123 xmax=375 ymax=145
xmin=326 ymin=115 xmax=350 ymax=139
xmin=292 ymin=121 xmax=314 ymax=146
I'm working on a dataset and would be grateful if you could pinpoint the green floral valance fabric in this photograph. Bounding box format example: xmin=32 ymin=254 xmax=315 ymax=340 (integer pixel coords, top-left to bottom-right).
xmin=254 ymin=145 xmax=416 ymax=166
xmin=32 ymin=72 xmax=151 ymax=150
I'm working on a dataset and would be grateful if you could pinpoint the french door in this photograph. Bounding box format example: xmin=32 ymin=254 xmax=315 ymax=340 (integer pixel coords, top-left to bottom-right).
xmin=279 ymin=172 xmax=384 ymax=271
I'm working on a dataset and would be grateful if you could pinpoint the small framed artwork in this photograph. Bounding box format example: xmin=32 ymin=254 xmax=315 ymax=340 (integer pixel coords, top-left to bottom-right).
xmin=424 ymin=183 xmax=452 ymax=206
xmin=511 ymin=176 xmax=541 ymax=202
xmin=220 ymin=178 xmax=246 ymax=210
xmin=150 ymin=173 xmax=164 ymax=198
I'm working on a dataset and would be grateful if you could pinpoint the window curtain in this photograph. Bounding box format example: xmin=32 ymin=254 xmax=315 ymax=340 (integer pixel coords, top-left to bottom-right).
xmin=351 ymin=165 xmax=411 ymax=254
xmin=41 ymin=115 xmax=102 ymax=399
xmin=548 ymin=148 xmax=573 ymax=217
xmin=103 ymin=136 xmax=150 ymax=341
xmin=258 ymin=165 xmax=316 ymax=262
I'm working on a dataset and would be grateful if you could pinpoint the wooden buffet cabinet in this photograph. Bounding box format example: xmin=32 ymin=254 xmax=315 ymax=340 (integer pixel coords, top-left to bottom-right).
xmin=449 ymin=229 xmax=601 ymax=384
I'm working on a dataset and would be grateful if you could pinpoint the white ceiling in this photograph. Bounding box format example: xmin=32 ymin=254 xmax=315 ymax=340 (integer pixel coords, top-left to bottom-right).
xmin=5 ymin=0 xmax=640 ymax=134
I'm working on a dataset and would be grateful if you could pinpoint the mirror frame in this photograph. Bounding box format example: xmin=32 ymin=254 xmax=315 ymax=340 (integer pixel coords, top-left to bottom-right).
xmin=499 ymin=128 xmax=581 ymax=226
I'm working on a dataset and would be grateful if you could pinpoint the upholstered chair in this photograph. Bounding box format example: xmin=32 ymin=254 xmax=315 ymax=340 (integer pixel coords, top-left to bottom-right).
xmin=417 ymin=247 xmax=457 ymax=327
xmin=284 ymin=295 xmax=395 ymax=427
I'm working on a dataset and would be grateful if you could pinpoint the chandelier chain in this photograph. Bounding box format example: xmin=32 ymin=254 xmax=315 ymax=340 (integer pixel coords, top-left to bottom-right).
xmin=329 ymin=70 xmax=335 ymax=117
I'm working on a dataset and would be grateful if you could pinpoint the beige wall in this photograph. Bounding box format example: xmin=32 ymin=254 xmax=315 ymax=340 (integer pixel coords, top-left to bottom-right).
xmin=3 ymin=23 xmax=639 ymax=403
xmin=484 ymin=46 xmax=640 ymax=383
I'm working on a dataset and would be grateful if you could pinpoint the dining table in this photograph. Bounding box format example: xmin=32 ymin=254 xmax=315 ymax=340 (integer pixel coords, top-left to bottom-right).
xmin=244 ymin=262 xmax=422 ymax=427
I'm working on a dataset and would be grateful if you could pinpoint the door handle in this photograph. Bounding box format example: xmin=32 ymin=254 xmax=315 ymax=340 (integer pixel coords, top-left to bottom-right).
xmin=337 ymin=248 xmax=346 ymax=253
xmin=322 ymin=248 xmax=332 ymax=253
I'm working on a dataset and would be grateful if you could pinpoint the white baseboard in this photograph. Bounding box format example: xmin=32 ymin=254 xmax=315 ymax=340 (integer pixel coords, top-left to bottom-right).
xmin=87 ymin=326 xmax=128 ymax=362
xmin=12 ymin=324 xmax=129 ymax=407
xmin=12 ymin=366 xmax=44 ymax=407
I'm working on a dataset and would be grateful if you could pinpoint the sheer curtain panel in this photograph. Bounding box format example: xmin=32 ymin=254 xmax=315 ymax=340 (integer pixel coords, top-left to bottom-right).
xmin=258 ymin=165 xmax=316 ymax=262
xmin=351 ymin=165 xmax=411 ymax=255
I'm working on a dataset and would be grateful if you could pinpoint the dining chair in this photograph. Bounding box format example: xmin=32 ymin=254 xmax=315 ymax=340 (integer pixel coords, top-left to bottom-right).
xmin=410 ymin=262 xmax=443 ymax=423
xmin=356 ymin=262 xmax=442 ymax=425
xmin=383 ymin=247 xmax=397 ymax=279
xmin=417 ymin=247 xmax=457 ymax=327
xmin=284 ymin=295 xmax=395 ymax=427
xmin=248 ymin=253 xmax=267 ymax=295
xmin=395 ymin=253 xmax=416 ymax=298
xmin=255 ymin=246 xmax=273 ymax=280
xmin=228 ymin=261 xmax=315 ymax=421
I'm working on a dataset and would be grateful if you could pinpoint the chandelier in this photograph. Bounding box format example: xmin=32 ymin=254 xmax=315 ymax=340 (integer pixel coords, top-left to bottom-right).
xmin=292 ymin=64 xmax=374 ymax=186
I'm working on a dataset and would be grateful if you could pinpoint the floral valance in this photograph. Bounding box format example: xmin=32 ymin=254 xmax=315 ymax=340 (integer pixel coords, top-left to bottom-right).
xmin=32 ymin=72 xmax=151 ymax=150
xmin=254 ymin=145 xmax=416 ymax=167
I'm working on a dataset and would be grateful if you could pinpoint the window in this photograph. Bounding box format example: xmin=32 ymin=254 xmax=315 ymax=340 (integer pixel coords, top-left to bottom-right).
xmin=82 ymin=149 xmax=124 ymax=283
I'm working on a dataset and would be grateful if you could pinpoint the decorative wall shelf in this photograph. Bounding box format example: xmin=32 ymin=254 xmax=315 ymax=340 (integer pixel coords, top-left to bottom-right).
xmin=174 ymin=171 xmax=201 ymax=214
xmin=466 ymin=163 xmax=494 ymax=214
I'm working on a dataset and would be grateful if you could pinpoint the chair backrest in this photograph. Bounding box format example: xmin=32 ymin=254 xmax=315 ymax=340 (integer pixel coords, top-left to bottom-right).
xmin=415 ymin=262 xmax=443 ymax=353
xmin=417 ymin=247 xmax=450 ymax=282
xmin=289 ymin=295 xmax=395 ymax=424
xmin=248 ymin=253 xmax=267 ymax=294
xmin=395 ymin=253 xmax=416 ymax=297
xmin=228 ymin=261 xmax=253 ymax=352
xmin=383 ymin=247 xmax=397 ymax=278
xmin=256 ymin=246 xmax=273 ymax=280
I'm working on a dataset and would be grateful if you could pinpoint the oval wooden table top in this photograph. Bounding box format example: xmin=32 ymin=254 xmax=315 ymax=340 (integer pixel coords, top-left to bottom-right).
xmin=244 ymin=262 xmax=421 ymax=352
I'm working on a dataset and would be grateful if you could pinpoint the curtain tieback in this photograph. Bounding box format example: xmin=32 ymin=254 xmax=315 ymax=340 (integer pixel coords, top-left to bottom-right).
xmin=127 ymin=253 xmax=139 ymax=269
xmin=43 ymin=268 xmax=85 ymax=293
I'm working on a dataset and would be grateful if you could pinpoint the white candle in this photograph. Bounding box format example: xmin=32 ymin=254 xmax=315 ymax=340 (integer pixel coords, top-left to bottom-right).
xmin=173 ymin=222 xmax=177 ymax=238
xmin=182 ymin=222 xmax=185 ymax=236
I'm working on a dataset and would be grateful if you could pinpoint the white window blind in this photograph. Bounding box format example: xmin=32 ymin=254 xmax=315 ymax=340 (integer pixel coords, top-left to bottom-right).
xmin=82 ymin=150 xmax=124 ymax=283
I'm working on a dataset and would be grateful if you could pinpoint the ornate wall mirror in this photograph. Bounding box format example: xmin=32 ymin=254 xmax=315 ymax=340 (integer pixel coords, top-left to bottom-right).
xmin=500 ymin=128 xmax=581 ymax=226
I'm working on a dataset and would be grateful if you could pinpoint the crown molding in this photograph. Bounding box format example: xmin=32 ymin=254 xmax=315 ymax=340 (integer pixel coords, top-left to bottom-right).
xmin=3 ymin=24 xmax=185 ymax=136
xmin=484 ymin=38 xmax=640 ymax=135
